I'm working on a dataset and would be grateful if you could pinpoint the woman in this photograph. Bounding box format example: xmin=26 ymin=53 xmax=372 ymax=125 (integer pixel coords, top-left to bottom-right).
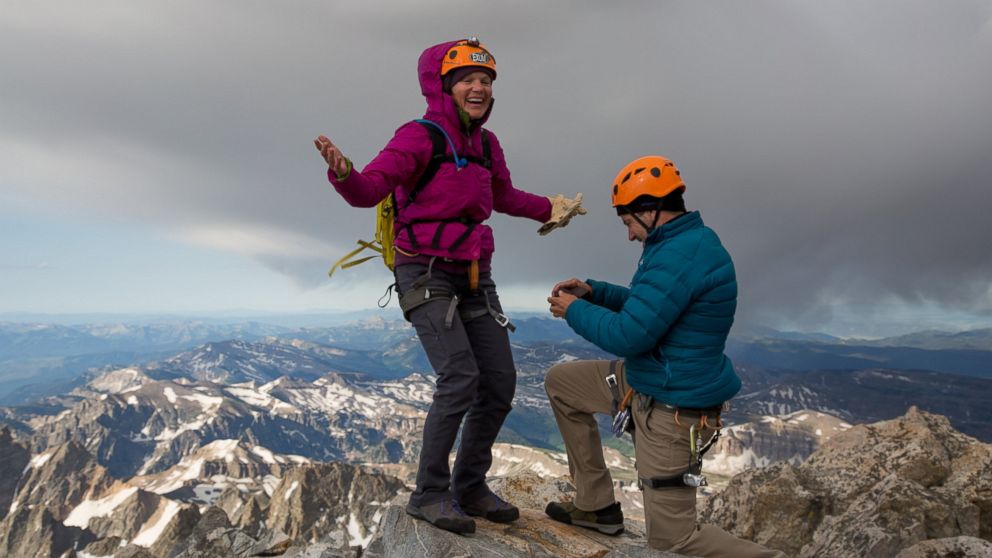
xmin=314 ymin=38 xmax=583 ymax=534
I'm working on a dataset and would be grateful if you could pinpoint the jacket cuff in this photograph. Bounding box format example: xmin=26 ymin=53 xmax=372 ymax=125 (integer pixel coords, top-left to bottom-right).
xmin=564 ymin=298 xmax=589 ymax=325
xmin=327 ymin=158 xmax=353 ymax=183
xmin=584 ymin=278 xmax=606 ymax=303
xmin=539 ymin=196 xmax=553 ymax=222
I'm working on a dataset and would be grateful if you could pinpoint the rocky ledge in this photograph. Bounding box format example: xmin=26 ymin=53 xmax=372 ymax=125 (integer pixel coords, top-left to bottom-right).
xmin=701 ymin=406 xmax=992 ymax=558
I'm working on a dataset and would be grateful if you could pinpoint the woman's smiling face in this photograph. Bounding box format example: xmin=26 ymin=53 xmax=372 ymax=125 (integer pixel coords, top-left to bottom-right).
xmin=450 ymin=70 xmax=493 ymax=120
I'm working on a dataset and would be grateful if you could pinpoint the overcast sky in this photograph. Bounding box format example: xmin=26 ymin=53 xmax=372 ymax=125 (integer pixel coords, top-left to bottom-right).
xmin=2 ymin=1 xmax=991 ymax=336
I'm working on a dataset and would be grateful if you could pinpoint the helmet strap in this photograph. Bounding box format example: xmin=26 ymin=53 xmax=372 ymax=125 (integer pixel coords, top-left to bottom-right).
xmin=630 ymin=199 xmax=665 ymax=234
xmin=631 ymin=211 xmax=654 ymax=235
xmin=650 ymin=200 xmax=664 ymax=229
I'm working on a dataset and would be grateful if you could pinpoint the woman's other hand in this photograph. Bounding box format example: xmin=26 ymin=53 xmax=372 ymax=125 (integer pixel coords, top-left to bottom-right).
xmin=314 ymin=135 xmax=350 ymax=179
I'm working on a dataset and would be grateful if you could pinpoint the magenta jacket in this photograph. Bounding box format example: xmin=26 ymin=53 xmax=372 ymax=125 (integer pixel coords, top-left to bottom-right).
xmin=328 ymin=41 xmax=552 ymax=263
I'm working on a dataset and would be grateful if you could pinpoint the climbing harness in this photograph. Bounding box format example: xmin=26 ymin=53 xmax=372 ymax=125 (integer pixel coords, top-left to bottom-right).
xmin=396 ymin=256 xmax=514 ymax=331
xmin=639 ymin=406 xmax=723 ymax=490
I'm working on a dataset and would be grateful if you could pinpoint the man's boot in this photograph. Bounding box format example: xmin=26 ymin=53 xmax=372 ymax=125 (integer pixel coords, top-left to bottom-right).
xmin=545 ymin=500 xmax=624 ymax=535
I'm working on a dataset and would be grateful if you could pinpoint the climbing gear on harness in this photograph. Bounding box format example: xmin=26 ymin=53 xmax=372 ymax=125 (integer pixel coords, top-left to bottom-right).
xmin=396 ymin=257 xmax=515 ymax=331
xmin=399 ymin=286 xmax=514 ymax=331
xmin=468 ymin=259 xmax=480 ymax=291
xmin=538 ymin=193 xmax=588 ymax=236
xmin=328 ymin=119 xmax=491 ymax=286
xmin=441 ymin=38 xmax=497 ymax=79
xmin=604 ymin=362 xmax=635 ymax=438
xmin=611 ymin=388 xmax=635 ymax=438
xmin=638 ymin=409 xmax=723 ymax=490
xmin=657 ymin=402 xmax=724 ymax=429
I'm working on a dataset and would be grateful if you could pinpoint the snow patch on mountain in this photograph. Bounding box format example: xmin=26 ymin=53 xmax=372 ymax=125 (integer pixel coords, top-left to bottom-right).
xmin=132 ymin=499 xmax=182 ymax=547
xmin=284 ymin=480 xmax=300 ymax=502
xmin=180 ymin=391 xmax=224 ymax=412
xmin=28 ymin=449 xmax=54 ymax=469
xmin=224 ymin=386 xmax=297 ymax=414
xmin=487 ymin=443 xmax=581 ymax=479
xmin=89 ymin=367 xmax=148 ymax=393
xmin=553 ymin=353 xmax=578 ymax=364
xmin=64 ymin=486 xmax=140 ymax=528
xmin=347 ymin=511 xmax=373 ymax=547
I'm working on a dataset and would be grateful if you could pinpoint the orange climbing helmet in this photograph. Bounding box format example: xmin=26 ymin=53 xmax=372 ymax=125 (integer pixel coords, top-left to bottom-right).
xmin=611 ymin=155 xmax=685 ymax=213
xmin=441 ymin=38 xmax=497 ymax=79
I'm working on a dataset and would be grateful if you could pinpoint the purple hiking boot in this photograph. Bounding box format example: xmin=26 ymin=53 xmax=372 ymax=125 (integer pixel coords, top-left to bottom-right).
xmin=460 ymin=492 xmax=520 ymax=523
xmin=405 ymin=499 xmax=476 ymax=534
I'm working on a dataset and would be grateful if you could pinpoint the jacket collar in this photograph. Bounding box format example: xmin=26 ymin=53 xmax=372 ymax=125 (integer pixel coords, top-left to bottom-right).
xmin=645 ymin=211 xmax=701 ymax=245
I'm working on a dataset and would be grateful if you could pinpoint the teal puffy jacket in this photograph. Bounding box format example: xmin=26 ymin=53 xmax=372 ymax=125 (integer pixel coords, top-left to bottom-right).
xmin=564 ymin=211 xmax=741 ymax=408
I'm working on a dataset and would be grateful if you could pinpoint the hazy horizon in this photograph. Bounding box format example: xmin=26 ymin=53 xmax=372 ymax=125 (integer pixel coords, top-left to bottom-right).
xmin=4 ymin=305 xmax=991 ymax=340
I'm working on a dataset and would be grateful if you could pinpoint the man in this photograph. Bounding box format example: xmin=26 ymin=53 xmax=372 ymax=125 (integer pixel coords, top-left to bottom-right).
xmin=544 ymin=155 xmax=785 ymax=557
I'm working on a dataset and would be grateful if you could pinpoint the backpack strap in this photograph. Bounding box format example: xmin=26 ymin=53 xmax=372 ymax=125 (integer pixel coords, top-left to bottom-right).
xmin=406 ymin=120 xmax=449 ymax=209
xmin=407 ymin=120 xmax=492 ymax=209
xmin=472 ymin=131 xmax=492 ymax=169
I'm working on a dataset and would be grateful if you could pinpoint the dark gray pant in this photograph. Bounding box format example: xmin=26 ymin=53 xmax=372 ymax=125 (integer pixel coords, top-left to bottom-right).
xmin=395 ymin=263 xmax=517 ymax=507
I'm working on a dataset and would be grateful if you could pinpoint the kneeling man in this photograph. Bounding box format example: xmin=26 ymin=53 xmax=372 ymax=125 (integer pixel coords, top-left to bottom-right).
xmin=544 ymin=156 xmax=785 ymax=558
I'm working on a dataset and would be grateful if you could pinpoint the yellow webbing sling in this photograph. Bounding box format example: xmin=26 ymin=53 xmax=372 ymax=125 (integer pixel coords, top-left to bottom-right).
xmin=328 ymin=194 xmax=396 ymax=277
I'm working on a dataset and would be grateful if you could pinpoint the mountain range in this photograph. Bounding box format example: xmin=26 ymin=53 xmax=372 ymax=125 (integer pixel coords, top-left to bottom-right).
xmin=2 ymin=406 xmax=987 ymax=557
xmin=0 ymin=313 xmax=989 ymax=556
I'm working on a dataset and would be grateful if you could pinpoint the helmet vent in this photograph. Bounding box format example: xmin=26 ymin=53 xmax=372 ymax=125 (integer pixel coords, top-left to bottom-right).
xmin=650 ymin=167 xmax=661 ymax=177
xmin=448 ymin=51 xmax=458 ymax=59
xmin=621 ymin=172 xmax=632 ymax=184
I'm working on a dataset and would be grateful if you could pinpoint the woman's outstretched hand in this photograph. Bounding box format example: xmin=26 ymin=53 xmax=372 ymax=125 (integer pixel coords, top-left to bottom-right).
xmin=538 ymin=193 xmax=587 ymax=235
xmin=314 ymin=135 xmax=350 ymax=179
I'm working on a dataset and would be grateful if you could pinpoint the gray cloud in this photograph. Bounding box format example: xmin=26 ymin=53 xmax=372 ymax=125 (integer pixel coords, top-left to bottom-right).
xmin=2 ymin=1 xmax=991 ymax=328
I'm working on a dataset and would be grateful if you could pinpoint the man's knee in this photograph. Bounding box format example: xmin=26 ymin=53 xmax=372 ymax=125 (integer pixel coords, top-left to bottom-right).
xmin=544 ymin=362 xmax=568 ymax=396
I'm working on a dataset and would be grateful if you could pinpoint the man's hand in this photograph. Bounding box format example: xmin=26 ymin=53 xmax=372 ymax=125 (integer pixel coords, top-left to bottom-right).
xmin=551 ymin=278 xmax=592 ymax=298
xmin=548 ymin=291 xmax=579 ymax=319
xmin=314 ymin=135 xmax=350 ymax=179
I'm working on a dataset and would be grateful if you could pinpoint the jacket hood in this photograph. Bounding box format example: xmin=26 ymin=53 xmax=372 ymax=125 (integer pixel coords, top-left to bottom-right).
xmin=418 ymin=41 xmax=493 ymax=128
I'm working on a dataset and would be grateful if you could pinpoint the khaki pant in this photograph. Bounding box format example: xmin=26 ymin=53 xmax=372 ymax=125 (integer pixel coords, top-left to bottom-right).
xmin=545 ymin=360 xmax=787 ymax=558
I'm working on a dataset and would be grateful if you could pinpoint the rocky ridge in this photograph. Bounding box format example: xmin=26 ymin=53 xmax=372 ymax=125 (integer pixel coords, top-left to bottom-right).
xmin=704 ymin=409 xmax=852 ymax=477
xmin=0 ymin=431 xmax=407 ymax=558
xmin=1 ymin=405 xmax=990 ymax=557
xmin=701 ymin=406 xmax=992 ymax=558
